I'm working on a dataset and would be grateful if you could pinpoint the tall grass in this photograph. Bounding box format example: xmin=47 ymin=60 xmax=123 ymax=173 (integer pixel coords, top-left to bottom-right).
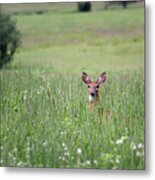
xmin=0 ymin=69 xmax=144 ymax=169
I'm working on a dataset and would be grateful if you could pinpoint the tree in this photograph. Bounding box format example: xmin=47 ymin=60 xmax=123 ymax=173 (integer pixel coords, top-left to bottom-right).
xmin=77 ymin=2 xmax=92 ymax=12
xmin=104 ymin=1 xmax=128 ymax=9
xmin=0 ymin=13 xmax=21 ymax=68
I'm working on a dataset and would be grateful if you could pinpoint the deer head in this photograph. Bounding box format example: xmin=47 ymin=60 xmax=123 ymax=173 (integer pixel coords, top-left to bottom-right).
xmin=82 ymin=72 xmax=106 ymax=111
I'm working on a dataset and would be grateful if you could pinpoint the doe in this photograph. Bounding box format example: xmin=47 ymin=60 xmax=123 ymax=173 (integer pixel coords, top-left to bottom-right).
xmin=82 ymin=72 xmax=106 ymax=111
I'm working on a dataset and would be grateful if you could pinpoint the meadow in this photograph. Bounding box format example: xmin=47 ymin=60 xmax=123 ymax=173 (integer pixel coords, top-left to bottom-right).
xmin=0 ymin=2 xmax=144 ymax=169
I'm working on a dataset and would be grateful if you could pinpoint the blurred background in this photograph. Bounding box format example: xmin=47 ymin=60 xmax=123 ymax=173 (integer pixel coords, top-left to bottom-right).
xmin=0 ymin=0 xmax=144 ymax=73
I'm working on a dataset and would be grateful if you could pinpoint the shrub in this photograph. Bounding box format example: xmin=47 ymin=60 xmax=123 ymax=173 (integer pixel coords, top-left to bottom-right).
xmin=77 ymin=2 xmax=92 ymax=12
xmin=0 ymin=13 xmax=21 ymax=68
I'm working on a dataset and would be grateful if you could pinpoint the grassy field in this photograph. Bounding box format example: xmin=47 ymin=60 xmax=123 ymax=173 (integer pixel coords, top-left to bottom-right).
xmin=0 ymin=2 xmax=144 ymax=169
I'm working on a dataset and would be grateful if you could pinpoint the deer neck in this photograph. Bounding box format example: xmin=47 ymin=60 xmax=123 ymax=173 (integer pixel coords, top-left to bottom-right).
xmin=89 ymin=93 xmax=99 ymax=111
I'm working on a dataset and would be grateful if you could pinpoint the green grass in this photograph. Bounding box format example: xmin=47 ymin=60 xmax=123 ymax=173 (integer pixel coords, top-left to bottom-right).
xmin=0 ymin=3 xmax=144 ymax=169
xmin=0 ymin=70 xmax=144 ymax=169
xmin=14 ymin=5 xmax=144 ymax=49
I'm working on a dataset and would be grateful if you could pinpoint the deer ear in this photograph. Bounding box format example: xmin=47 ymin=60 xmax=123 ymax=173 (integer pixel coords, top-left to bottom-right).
xmin=97 ymin=72 xmax=106 ymax=84
xmin=82 ymin=72 xmax=91 ymax=84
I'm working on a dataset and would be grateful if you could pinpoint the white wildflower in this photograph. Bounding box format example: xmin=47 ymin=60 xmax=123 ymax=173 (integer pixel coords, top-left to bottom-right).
xmin=13 ymin=148 xmax=17 ymax=152
xmin=62 ymin=157 xmax=65 ymax=161
xmin=77 ymin=148 xmax=82 ymax=155
xmin=62 ymin=143 xmax=66 ymax=147
xmin=58 ymin=156 xmax=62 ymax=160
xmin=64 ymin=152 xmax=70 ymax=156
xmin=43 ymin=141 xmax=47 ymax=147
xmin=93 ymin=160 xmax=98 ymax=165
xmin=116 ymin=139 xmax=123 ymax=145
xmin=23 ymin=95 xmax=27 ymax=100
xmin=0 ymin=160 xmax=3 ymax=164
xmin=60 ymin=131 xmax=64 ymax=135
xmin=37 ymin=90 xmax=40 ymax=95
xmin=136 ymin=151 xmax=141 ymax=157
xmin=130 ymin=142 xmax=136 ymax=150
xmin=115 ymin=159 xmax=120 ymax=164
xmin=121 ymin=136 xmax=128 ymax=141
xmin=17 ymin=161 xmax=23 ymax=167
xmin=137 ymin=143 xmax=143 ymax=149
xmin=86 ymin=160 xmax=91 ymax=165
xmin=64 ymin=146 xmax=68 ymax=151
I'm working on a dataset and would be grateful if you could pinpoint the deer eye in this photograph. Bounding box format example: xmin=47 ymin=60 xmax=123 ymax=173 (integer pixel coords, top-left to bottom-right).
xmin=96 ymin=85 xmax=99 ymax=88
xmin=88 ymin=85 xmax=90 ymax=88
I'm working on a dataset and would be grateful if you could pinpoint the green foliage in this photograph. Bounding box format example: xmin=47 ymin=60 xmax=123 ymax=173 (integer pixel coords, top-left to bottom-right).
xmin=0 ymin=13 xmax=20 ymax=68
xmin=77 ymin=2 xmax=91 ymax=12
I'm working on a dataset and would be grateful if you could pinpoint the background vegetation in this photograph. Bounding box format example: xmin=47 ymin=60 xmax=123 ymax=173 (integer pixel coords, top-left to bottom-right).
xmin=0 ymin=13 xmax=20 ymax=68
xmin=0 ymin=1 xmax=144 ymax=169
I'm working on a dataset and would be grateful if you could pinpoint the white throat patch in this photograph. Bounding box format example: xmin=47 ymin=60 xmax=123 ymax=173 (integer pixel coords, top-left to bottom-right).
xmin=89 ymin=95 xmax=96 ymax=102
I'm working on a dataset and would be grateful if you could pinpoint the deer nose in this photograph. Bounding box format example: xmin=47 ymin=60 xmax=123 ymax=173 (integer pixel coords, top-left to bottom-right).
xmin=90 ymin=92 xmax=95 ymax=97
